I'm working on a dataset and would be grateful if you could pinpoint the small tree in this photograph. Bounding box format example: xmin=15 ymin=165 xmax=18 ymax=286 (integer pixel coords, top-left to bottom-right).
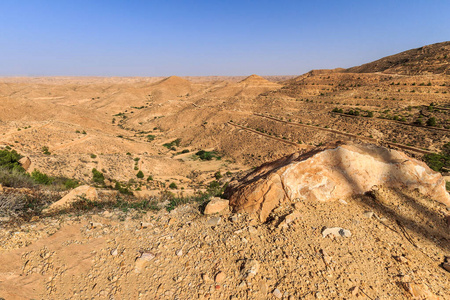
xmin=426 ymin=117 xmax=437 ymax=127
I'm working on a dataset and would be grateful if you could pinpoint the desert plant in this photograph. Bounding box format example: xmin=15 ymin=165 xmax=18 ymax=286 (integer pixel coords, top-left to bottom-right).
xmin=214 ymin=171 xmax=222 ymax=180
xmin=136 ymin=170 xmax=144 ymax=179
xmin=92 ymin=168 xmax=105 ymax=184
xmin=42 ymin=146 xmax=51 ymax=155
xmin=426 ymin=117 xmax=437 ymax=127
xmin=31 ymin=169 xmax=54 ymax=185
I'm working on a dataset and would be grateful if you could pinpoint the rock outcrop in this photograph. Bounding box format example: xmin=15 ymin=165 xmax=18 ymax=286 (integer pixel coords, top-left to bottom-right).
xmin=43 ymin=185 xmax=97 ymax=213
xmin=226 ymin=141 xmax=450 ymax=221
xmin=18 ymin=157 xmax=31 ymax=171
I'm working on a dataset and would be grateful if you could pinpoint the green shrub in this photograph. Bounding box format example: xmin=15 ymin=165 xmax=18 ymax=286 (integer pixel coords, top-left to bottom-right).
xmin=31 ymin=169 xmax=54 ymax=185
xmin=426 ymin=117 xmax=437 ymax=127
xmin=423 ymin=143 xmax=450 ymax=172
xmin=147 ymin=135 xmax=156 ymax=141
xmin=163 ymin=138 xmax=181 ymax=149
xmin=92 ymin=168 xmax=105 ymax=184
xmin=195 ymin=150 xmax=220 ymax=161
xmin=136 ymin=170 xmax=144 ymax=179
xmin=114 ymin=182 xmax=133 ymax=195
xmin=214 ymin=171 xmax=222 ymax=180
xmin=0 ymin=149 xmax=24 ymax=172
xmin=147 ymin=175 xmax=153 ymax=182
xmin=90 ymin=154 xmax=97 ymax=159
xmin=169 ymin=182 xmax=177 ymax=189
xmin=42 ymin=146 xmax=51 ymax=155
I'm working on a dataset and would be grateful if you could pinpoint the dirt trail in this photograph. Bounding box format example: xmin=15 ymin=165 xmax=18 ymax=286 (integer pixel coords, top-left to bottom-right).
xmin=254 ymin=113 xmax=434 ymax=155
xmin=331 ymin=112 xmax=450 ymax=133
xmin=228 ymin=122 xmax=306 ymax=148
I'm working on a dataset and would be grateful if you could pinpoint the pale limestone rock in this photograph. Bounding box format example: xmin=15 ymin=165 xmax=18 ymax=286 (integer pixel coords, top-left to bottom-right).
xmin=214 ymin=271 xmax=226 ymax=283
xmin=227 ymin=142 xmax=450 ymax=221
xmin=18 ymin=157 xmax=31 ymax=171
xmin=242 ymin=259 xmax=260 ymax=279
xmin=204 ymin=198 xmax=229 ymax=215
xmin=401 ymin=282 xmax=439 ymax=300
xmin=43 ymin=185 xmax=97 ymax=213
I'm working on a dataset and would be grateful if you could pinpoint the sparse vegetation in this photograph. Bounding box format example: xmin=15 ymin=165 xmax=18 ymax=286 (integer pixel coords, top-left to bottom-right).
xmin=423 ymin=142 xmax=450 ymax=172
xmin=91 ymin=168 xmax=105 ymax=184
xmin=42 ymin=146 xmax=51 ymax=155
xmin=195 ymin=150 xmax=221 ymax=161
xmin=163 ymin=138 xmax=181 ymax=150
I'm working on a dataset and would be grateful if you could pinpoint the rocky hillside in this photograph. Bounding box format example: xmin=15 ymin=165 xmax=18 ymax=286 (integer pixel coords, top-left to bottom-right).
xmin=346 ymin=41 xmax=450 ymax=75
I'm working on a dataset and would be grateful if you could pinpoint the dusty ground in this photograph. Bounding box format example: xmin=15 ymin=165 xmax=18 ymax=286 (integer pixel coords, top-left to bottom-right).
xmin=0 ymin=187 xmax=449 ymax=299
xmin=0 ymin=44 xmax=449 ymax=298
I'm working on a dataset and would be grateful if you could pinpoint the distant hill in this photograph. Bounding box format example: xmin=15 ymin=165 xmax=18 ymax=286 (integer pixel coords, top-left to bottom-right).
xmin=346 ymin=41 xmax=450 ymax=75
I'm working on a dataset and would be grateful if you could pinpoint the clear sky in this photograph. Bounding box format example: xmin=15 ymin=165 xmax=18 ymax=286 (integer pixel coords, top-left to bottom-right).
xmin=0 ymin=0 xmax=449 ymax=76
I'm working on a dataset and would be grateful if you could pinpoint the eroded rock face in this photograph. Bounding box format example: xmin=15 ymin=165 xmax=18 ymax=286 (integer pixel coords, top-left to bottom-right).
xmin=226 ymin=142 xmax=450 ymax=221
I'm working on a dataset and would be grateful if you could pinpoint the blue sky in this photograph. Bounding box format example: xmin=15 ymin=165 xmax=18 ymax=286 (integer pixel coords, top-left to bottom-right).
xmin=0 ymin=0 xmax=448 ymax=76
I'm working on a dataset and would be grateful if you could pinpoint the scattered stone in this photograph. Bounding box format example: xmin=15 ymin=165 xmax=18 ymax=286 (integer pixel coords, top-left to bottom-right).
xmin=401 ymin=282 xmax=439 ymax=300
xmin=349 ymin=286 xmax=359 ymax=296
xmin=442 ymin=262 xmax=450 ymax=272
xmin=207 ymin=216 xmax=221 ymax=226
xmin=202 ymin=274 xmax=211 ymax=282
xmin=111 ymin=249 xmax=118 ymax=256
xmin=242 ymin=259 xmax=260 ymax=279
xmin=135 ymin=252 xmax=155 ymax=272
xmin=321 ymin=227 xmax=352 ymax=238
xmin=230 ymin=215 xmax=238 ymax=223
xmin=140 ymin=222 xmax=151 ymax=229
xmin=393 ymin=255 xmax=408 ymax=263
xmin=176 ymin=249 xmax=183 ymax=256
xmin=363 ymin=211 xmax=374 ymax=218
xmin=215 ymin=271 xmax=226 ymax=283
xmin=215 ymin=285 xmax=221 ymax=290
xmin=338 ymin=199 xmax=348 ymax=205
xmin=258 ymin=280 xmax=268 ymax=295
xmin=204 ymin=198 xmax=229 ymax=215
xmin=320 ymin=249 xmax=332 ymax=265
xmin=273 ymin=288 xmax=282 ymax=299
xmin=248 ymin=226 xmax=258 ymax=234
xmin=0 ymin=184 xmax=3 ymax=192
xmin=90 ymin=222 xmax=102 ymax=229
xmin=140 ymin=252 xmax=155 ymax=261
xmin=278 ymin=211 xmax=301 ymax=228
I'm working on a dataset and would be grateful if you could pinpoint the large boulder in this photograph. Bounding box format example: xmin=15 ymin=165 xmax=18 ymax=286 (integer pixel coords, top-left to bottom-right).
xmin=43 ymin=185 xmax=97 ymax=213
xmin=226 ymin=141 xmax=450 ymax=221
